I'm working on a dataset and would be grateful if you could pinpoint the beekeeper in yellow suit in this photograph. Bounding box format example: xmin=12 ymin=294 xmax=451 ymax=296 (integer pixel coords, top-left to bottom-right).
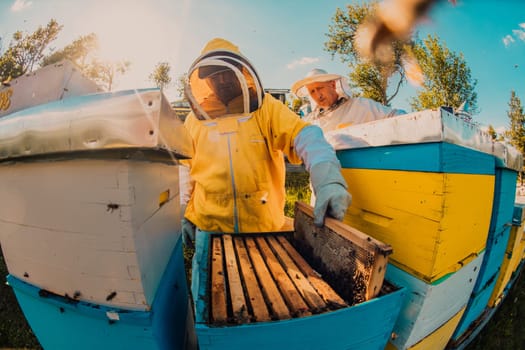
xmin=180 ymin=38 xmax=351 ymax=320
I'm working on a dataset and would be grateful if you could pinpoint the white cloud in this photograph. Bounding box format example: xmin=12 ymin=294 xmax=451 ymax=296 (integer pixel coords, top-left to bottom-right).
xmin=10 ymin=0 xmax=32 ymax=12
xmin=504 ymin=23 xmax=525 ymax=47
xmin=503 ymin=34 xmax=515 ymax=47
xmin=286 ymin=57 xmax=319 ymax=70
xmin=512 ymin=29 xmax=525 ymax=41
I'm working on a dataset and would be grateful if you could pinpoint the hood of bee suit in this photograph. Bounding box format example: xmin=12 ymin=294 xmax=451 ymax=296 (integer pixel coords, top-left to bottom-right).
xmin=184 ymin=38 xmax=264 ymax=120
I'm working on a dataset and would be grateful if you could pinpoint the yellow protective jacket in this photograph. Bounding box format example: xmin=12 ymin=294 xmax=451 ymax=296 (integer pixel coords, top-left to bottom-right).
xmin=184 ymin=93 xmax=308 ymax=233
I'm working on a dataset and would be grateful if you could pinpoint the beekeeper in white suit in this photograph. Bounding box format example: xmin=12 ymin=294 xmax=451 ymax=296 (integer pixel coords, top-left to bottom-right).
xmin=291 ymin=68 xmax=404 ymax=132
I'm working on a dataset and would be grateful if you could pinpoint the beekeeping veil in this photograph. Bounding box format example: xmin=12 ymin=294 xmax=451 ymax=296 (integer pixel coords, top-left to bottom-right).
xmin=185 ymin=38 xmax=264 ymax=120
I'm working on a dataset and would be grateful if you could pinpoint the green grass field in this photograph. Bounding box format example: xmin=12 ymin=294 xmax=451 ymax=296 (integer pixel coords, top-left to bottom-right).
xmin=0 ymin=171 xmax=523 ymax=349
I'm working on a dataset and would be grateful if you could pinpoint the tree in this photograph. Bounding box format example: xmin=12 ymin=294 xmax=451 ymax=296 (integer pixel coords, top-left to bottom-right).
xmin=175 ymin=73 xmax=188 ymax=101
xmin=486 ymin=125 xmax=497 ymax=140
xmin=0 ymin=19 xmax=131 ymax=91
xmin=42 ymin=33 xmax=98 ymax=69
xmin=324 ymin=2 xmax=406 ymax=105
xmin=506 ymin=91 xmax=525 ymax=184
xmin=409 ymin=34 xmax=478 ymax=113
xmin=1 ymin=20 xmax=130 ymax=91
xmin=507 ymin=91 xmax=525 ymax=152
xmin=41 ymin=33 xmax=130 ymax=91
xmin=0 ymin=19 xmax=62 ymax=82
xmin=149 ymin=62 xmax=172 ymax=90
xmin=83 ymin=58 xmax=131 ymax=91
xmin=290 ymin=97 xmax=303 ymax=114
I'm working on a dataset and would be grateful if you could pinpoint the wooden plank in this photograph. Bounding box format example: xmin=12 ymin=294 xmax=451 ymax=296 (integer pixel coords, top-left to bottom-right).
xmin=245 ymin=237 xmax=290 ymax=320
xmin=233 ymin=237 xmax=271 ymax=322
xmin=295 ymin=201 xmax=392 ymax=254
xmin=210 ymin=236 xmax=227 ymax=324
xmin=277 ymin=236 xmax=347 ymax=308
xmin=267 ymin=236 xmax=327 ymax=312
xmin=255 ymin=236 xmax=311 ymax=318
xmin=366 ymin=253 xmax=389 ymax=300
xmin=222 ymin=235 xmax=249 ymax=323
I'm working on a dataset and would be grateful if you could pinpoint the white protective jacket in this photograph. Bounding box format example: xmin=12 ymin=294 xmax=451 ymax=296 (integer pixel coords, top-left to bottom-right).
xmin=304 ymin=96 xmax=404 ymax=132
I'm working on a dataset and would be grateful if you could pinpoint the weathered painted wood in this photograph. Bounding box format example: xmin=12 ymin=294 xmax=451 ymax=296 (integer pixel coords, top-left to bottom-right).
xmin=489 ymin=204 xmax=525 ymax=307
xmin=194 ymin=285 xmax=406 ymax=350
xmin=0 ymin=159 xmax=183 ymax=310
xmin=208 ymin=233 xmax=350 ymax=324
xmin=450 ymin=269 xmax=499 ymax=343
xmin=276 ymin=236 xmax=347 ymax=308
xmin=472 ymin=168 xmax=516 ymax=292
xmin=337 ymin=142 xmax=495 ymax=175
xmin=266 ymin=236 xmax=327 ymax=313
xmin=6 ymin=238 xmax=191 ymax=350
xmin=386 ymin=253 xmax=484 ymax=349
xmin=255 ymin=236 xmax=311 ymax=318
xmin=387 ymin=307 xmax=465 ymax=350
xmin=340 ymin=167 xmax=494 ymax=283
xmin=245 ymin=237 xmax=290 ymax=320
xmin=487 ymin=168 xmax=518 ymax=235
xmin=222 ymin=235 xmax=250 ymax=323
xmin=452 ymin=168 xmax=517 ymax=342
xmin=232 ymin=237 xmax=271 ymax=322
xmin=210 ymin=236 xmax=227 ymax=324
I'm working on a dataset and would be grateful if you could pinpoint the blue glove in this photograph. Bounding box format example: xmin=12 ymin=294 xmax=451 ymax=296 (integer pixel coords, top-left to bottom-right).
xmin=181 ymin=205 xmax=196 ymax=248
xmin=310 ymin=161 xmax=352 ymax=227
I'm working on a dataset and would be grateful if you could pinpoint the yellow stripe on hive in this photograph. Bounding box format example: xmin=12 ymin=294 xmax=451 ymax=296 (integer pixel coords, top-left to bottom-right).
xmin=407 ymin=306 xmax=466 ymax=350
xmin=341 ymin=168 xmax=495 ymax=282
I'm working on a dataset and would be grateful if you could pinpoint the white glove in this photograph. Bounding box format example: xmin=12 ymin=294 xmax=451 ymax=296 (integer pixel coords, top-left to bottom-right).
xmin=310 ymin=161 xmax=352 ymax=227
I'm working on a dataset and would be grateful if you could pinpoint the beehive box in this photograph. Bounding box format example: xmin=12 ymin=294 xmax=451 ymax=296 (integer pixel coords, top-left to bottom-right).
xmin=194 ymin=202 xmax=404 ymax=350
xmin=206 ymin=202 xmax=392 ymax=325
xmin=0 ymin=88 xmax=192 ymax=310
xmin=326 ymin=109 xmax=522 ymax=283
xmin=488 ymin=203 xmax=525 ymax=307
xmin=385 ymin=253 xmax=484 ymax=349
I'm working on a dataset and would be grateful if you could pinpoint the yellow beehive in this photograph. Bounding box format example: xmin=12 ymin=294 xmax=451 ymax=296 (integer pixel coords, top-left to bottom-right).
xmin=341 ymin=168 xmax=494 ymax=283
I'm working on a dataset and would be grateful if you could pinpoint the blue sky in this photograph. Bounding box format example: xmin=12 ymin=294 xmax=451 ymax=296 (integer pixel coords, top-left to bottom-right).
xmin=1 ymin=0 xmax=524 ymax=130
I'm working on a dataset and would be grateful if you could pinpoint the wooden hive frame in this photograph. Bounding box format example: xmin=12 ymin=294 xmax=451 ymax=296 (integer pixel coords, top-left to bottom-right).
xmin=207 ymin=202 xmax=392 ymax=325
xmin=292 ymin=201 xmax=392 ymax=304
xmin=209 ymin=233 xmax=347 ymax=324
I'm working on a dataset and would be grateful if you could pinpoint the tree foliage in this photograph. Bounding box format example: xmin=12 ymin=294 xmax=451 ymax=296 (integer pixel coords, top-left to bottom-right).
xmin=409 ymin=34 xmax=478 ymax=113
xmin=40 ymin=32 xmax=130 ymax=91
xmin=149 ymin=61 xmax=172 ymax=90
xmin=486 ymin=125 xmax=497 ymax=140
xmin=42 ymin=33 xmax=98 ymax=68
xmin=0 ymin=19 xmax=62 ymax=82
xmin=324 ymin=2 xmax=406 ymax=105
xmin=506 ymin=91 xmax=525 ymax=154
xmin=83 ymin=58 xmax=131 ymax=92
xmin=290 ymin=97 xmax=303 ymax=114
xmin=0 ymin=19 xmax=130 ymax=91
xmin=325 ymin=4 xmax=478 ymax=115
xmin=176 ymin=73 xmax=188 ymax=100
